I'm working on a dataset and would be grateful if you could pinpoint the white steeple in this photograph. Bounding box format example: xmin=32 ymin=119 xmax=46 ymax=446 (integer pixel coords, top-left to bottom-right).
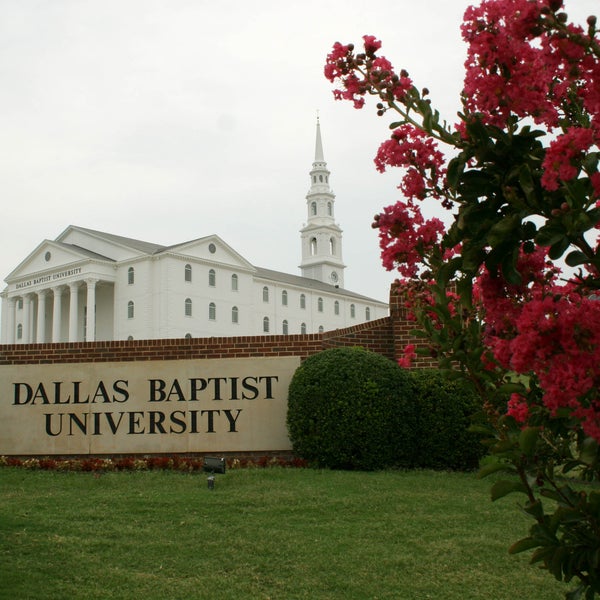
xmin=300 ymin=118 xmax=345 ymax=287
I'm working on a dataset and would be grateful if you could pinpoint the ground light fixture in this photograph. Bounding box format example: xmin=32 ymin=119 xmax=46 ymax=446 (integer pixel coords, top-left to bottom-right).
xmin=203 ymin=456 xmax=226 ymax=490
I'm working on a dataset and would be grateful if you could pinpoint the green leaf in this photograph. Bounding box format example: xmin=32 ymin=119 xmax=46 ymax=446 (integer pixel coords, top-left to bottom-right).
xmin=446 ymin=156 xmax=466 ymax=190
xmin=565 ymin=250 xmax=590 ymax=267
xmin=519 ymin=427 xmax=541 ymax=456
xmin=490 ymin=479 xmax=528 ymax=501
xmin=509 ymin=536 xmax=539 ymax=555
xmin=477 ymin=461 xmax=517 ymax=478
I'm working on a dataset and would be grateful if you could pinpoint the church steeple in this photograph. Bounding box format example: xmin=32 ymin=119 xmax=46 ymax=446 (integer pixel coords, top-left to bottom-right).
xmin=300 ymin=118 xmax=345 ymax=287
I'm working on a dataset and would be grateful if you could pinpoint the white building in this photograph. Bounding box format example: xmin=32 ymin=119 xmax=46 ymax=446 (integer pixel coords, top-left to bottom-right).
xmin=1 ymin=121 xmax=388 ymax=344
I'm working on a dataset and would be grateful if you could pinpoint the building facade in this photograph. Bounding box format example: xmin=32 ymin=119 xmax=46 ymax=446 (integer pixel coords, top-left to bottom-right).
xmin=0 ymin=121 xmax=388 ymax=344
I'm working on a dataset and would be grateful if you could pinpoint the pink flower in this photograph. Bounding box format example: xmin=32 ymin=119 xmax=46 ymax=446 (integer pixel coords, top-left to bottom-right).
xmin=363 ymin=35 xmax=382 ymax=55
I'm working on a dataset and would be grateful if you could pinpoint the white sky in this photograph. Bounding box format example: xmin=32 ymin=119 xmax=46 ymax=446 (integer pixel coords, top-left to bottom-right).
xmin=1 ymin=0 xmax=597 ymax=308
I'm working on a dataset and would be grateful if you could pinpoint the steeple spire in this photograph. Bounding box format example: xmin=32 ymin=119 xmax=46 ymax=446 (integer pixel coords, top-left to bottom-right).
xmin=300 ymin=118 xmax=346 ymax=287
xmin=314 ymin=116 xmax=325 ymax=163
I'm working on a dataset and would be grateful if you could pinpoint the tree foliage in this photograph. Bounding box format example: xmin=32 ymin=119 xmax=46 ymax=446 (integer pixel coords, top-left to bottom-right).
xmin=326 ymin=1 xmax=600 ymax=596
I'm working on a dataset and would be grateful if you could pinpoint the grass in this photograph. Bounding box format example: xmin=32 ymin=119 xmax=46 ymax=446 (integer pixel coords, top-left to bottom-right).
xmin=0 ymin=467 xmax=570 ymax=600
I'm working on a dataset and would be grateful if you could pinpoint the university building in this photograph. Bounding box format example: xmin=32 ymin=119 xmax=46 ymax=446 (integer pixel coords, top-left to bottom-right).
xmin=0 ymin=121 xmax=388 ymax=344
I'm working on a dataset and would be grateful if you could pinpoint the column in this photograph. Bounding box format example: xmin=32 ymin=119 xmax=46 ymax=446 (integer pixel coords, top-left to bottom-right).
xmin=22 ymin=294 xmax=32 ymax=344
xmin=6 ymin=297 xmax=16 ymax=344
xmin=36 ymin=290 xmax=48 ymax=343
xmin=85 ymin=278 xmax=98 ymax=342
xmin=68 ymin=282 xmax=80 ymax=342
xmin=52 ymin=286 xmax=64 ymax=343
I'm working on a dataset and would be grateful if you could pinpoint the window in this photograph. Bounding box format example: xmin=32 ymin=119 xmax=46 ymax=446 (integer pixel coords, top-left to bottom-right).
xmin=350 ymin=304 xmax=356 ymax=318
xmin=209 ymin=302 xmax=216 ymax=320
xmin=300 ymin=294 xmax=306 ymax=309
xmin=263 ymin=286 xmax=269 ymax=302
xmin=263 ymin=316 xmax=270 ymax=333
xmin=185 ymin=298 xmax=192 ymax=317
xmin=318 ymin=297 xmax=323 ymax=312
xmin=185 ymin=264 xmax=192 ymax=282
xmin=231 ymin=274 xmax=238 ymax=291
xmin=232 ymin=306 xmax=239 ymax=324
xmin=366 ymin=307 xmax=371 ymax=321
xmin=208 ymin=269 xmax=216 ymax=287
xmin=319 ymin=175 xmax=323 ymax=182
xmin=310 ymin=237 xmax=317 ymax=256
xmin=311 ymin=202 xmax=317 ymax=215
xmin=127 ymin=335 xmax=134 ymax=341
xmin=127 ymin=301 xmax=134 ymax=319
xmin=185 ymin=333 xmax=192 ymax=339
xmin=334 ymin=300 xmax=340 ymax=315
xmin=329 ymin=237 xmax=336 ymax=255
xmin=17 ymin=298 xmax=23 ymax=310
xmin=17 ymin=324 xmax=22 ymax=339
xmin=318 ymin=325 xmax=324 ymax=333
xmin=300 ymin=322 xmax=307 ymax=334
xmin=282 ymin=290 xmax=288 ymax=306
xmin=327 ymin=202 xmax=332 ymax=215
xmin=282 ymin=320 xmax=288 ymax=335
xmin=127 ymin=267 xmax=134 ymax=285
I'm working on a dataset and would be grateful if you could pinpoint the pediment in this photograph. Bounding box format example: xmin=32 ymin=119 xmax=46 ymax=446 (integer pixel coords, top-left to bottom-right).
xmin=4 ymin=240 xmax=112 ymax=286
xmin=162 ymin=235 xmax=256 ymax=271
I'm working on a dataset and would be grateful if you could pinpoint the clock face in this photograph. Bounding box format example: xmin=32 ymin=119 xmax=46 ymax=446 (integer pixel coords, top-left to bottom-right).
xmin=330 ymin=271 xmax=338 ymax=283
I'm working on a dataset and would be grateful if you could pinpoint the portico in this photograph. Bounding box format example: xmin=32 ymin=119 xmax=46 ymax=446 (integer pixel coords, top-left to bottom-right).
xmin=2 ymin=275 xmax=113 ymax=344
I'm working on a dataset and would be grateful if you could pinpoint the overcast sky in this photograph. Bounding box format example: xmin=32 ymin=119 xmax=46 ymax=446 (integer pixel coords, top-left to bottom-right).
xmin=1 ymin=0 xmax=597 ymax=309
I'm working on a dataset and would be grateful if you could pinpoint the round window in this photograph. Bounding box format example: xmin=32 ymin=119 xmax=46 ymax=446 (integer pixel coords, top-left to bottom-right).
xmin=44 ymin=251 xmax=51 ymax=262
xmin=208 ymin=243 xmax=216 ymax=254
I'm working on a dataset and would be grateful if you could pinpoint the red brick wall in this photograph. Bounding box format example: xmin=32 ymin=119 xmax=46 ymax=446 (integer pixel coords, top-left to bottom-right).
xmin=0 ymin=286 xmax=433 ymax=367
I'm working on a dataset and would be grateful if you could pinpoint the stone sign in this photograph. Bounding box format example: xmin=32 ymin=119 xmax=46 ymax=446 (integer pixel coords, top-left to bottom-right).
xmin=0 ymin=356 xmax=300 ymax=455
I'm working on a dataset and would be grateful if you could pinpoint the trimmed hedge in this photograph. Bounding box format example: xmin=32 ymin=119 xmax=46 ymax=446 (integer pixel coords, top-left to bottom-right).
xmin=287 ymin=347 xmax=417 ymax=470
xmin=287 ymin=348 xmax=484 ymax=471
xmin=410 ymin=370 xmax=485 ymax=471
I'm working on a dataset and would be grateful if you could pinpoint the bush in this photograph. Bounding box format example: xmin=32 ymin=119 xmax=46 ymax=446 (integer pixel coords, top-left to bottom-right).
xmin=286 ymin=347 xmax=417 ymax=470
xmin=409 ymin=370 xmax=485 ymax=471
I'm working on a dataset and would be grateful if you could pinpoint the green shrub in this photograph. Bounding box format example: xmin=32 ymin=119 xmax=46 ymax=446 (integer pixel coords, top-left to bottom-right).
xmin=286 ymin=347 xmax=417 ymax=470
xmin=409 ymin=370 xmax=485 ymax=471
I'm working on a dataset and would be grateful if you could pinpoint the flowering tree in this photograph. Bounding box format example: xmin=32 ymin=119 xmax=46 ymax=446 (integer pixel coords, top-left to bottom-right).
xmin=326 ymin=1 xmax=600 ymax=597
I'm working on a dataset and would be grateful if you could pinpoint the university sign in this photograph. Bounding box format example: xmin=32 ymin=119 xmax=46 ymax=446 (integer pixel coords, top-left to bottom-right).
xmin=0 ymin=356 xmax=300 ymax=455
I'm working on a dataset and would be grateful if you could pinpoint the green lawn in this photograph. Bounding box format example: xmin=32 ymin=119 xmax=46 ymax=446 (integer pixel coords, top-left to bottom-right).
xmin=0 ymin=467 xmax=570 ymax=599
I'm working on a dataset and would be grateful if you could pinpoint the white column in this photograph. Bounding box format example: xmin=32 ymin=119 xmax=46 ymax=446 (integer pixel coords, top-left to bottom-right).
xmin=36 ymin=290 xmax=48 ymax=343
xmin=68 ymin=282 xmax=80 ymax=342
xmin=5 ymin=297 xmax=16 ymax=344
xmin=52 ymin=286 xmax=64 ymax=343
xmin=85 ymin=278 xmax=98 ymax=342
xmin=22 ymin=294 xmax=32 ymax=343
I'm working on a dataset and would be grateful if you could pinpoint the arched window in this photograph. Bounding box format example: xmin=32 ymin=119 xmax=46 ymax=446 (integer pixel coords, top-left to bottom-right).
xmin=365 ymin=307 xmax=371 ymax=321
xmin=127 ymin=335 xmax=134 ymax=341
xmin=231 ymin=274 xmax=238 ymax=291
xmin=127 ymin=267 xmax=134 ymax=285
xmin=282 ymin=320 xmax=288 ymax=335
xmin=185 ymin=298 xmax=192 ymax=317
xmin=300 ymin=294 xmax=306 ymax=309
xmin=350 ymin=304 xmax=356 ymax=318
xmin=263 ymin=286 xmax=269 ymax=302
xmin=282 ymin=290 xmax=288 ymax=306
xmin=311 ymin=202 xmax=317 ymax=216
xmin=327 ymin=202 xmax=332 ymax=215
xmin=127 ymin=301 xmax=134 ymax=319
xmin=329 ymin=237 xmax=336 ymax=255
xmin=17 ymin=323 xmax=23 ymax=339
xmin=318 ymin=325 xmax=324 ymax=333
xmin=185 ymin=333 xmax=192 ymax=339
xmin=319 ymin=175 xmax=323 ymax=182
xmin=310 ymin=237 xmax=317 ymax=256
xmin=185 ymin=264 xmax=192 ymax=282
xmin=334 ymin=300 xmax=340 ymax=315
xmin=318 ymin=297 xmax=323 ymax=312
xmin=208 ymin=269 xmax=216 ymax=287
xmin=209 ymin=302 xmax=216 ymax=320
xmin=232 ymin=306 xmax=239 ymax=324
xmin=263 ymin=316 xmax=270 ymax=333
xmin=300 ymin=322 xmax=307 ymax=334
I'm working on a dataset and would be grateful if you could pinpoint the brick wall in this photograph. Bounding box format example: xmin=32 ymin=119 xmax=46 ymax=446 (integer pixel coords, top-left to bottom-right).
xmin=0 ymin=285 xmax=433 ymax=367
